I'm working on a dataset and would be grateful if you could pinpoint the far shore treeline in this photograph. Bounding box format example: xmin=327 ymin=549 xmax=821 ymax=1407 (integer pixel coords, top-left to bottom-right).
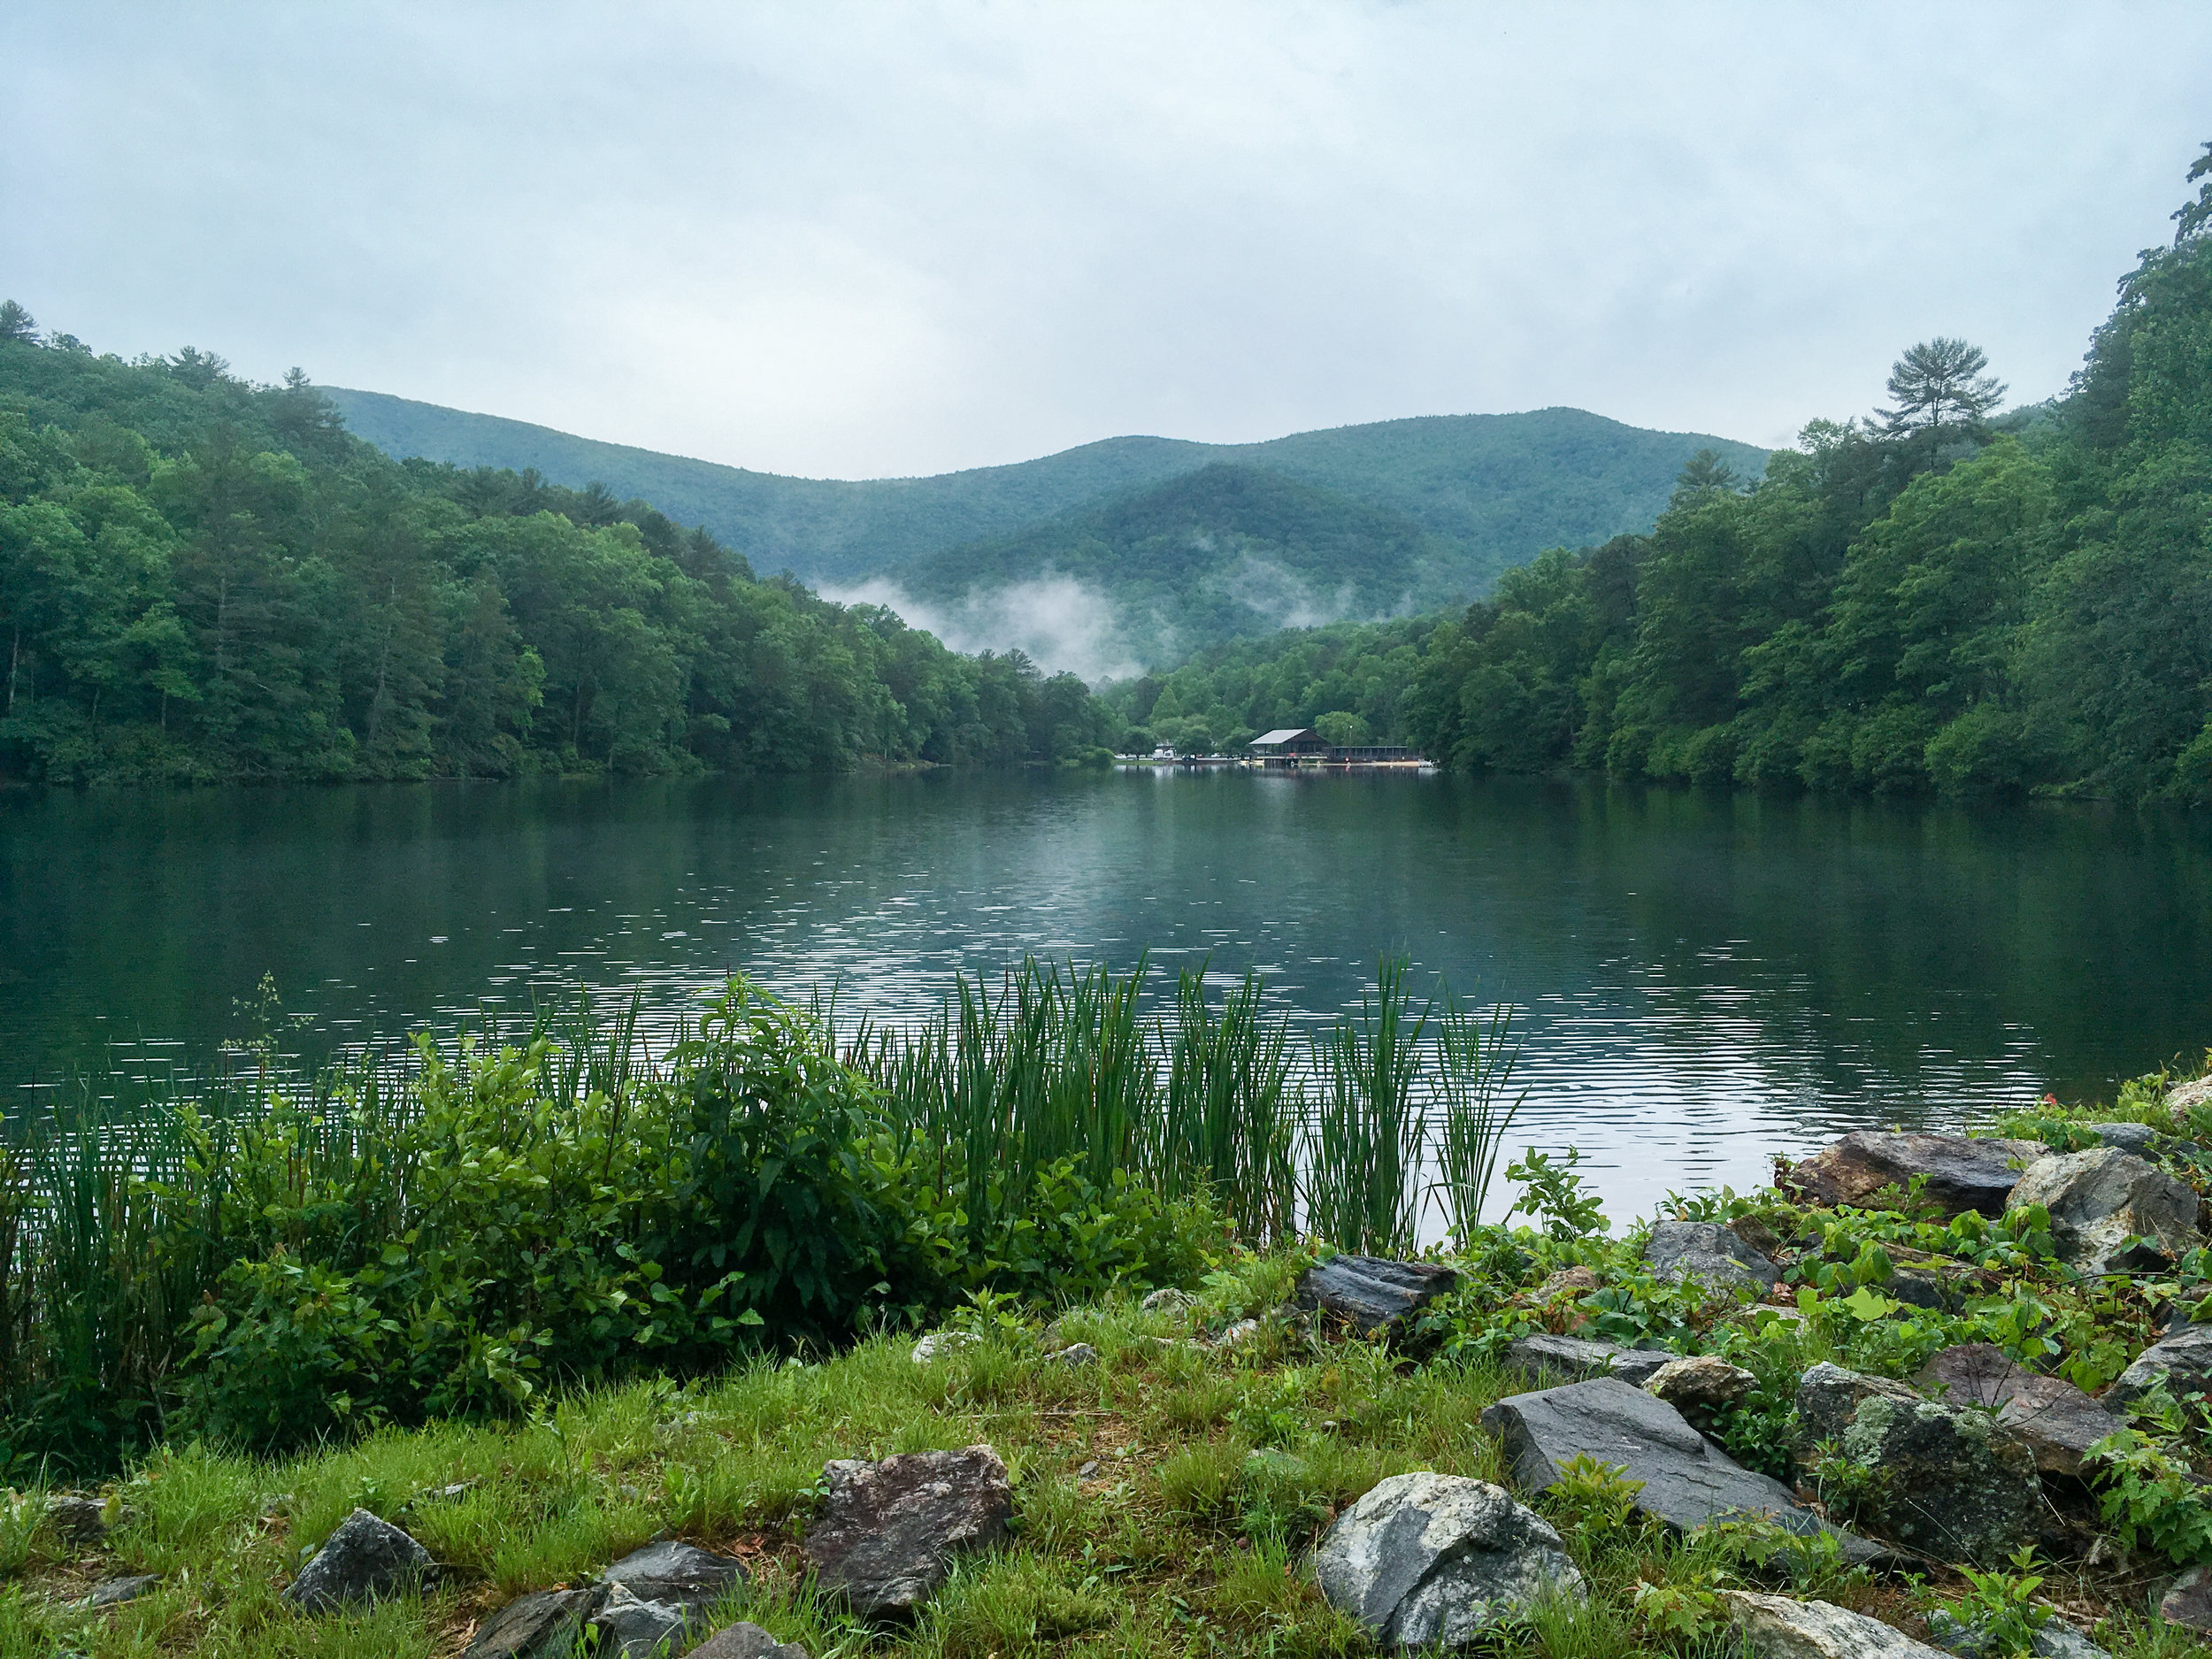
xmin=0 ymin=322 xmax=1121 ymax=784
xmin=1120 ymin=145 xmax=2212 ymax=803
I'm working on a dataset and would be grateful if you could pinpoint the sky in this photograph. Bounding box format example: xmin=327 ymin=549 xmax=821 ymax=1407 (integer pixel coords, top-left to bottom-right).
xmin=6 ymin=4 xmax=2212 ymax=481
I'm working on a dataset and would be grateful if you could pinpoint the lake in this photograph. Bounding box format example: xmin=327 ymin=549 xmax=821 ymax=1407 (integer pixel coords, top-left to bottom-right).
xmin=5 ymin=768 xmax=2209 ymax=1221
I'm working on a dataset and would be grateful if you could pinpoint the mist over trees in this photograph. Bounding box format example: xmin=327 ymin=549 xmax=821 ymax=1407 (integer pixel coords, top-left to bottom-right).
xmin=1399 ymin=142 xmax=2212 ymax=803
xmin=0 ymin=339 xmax=1122 ymax=783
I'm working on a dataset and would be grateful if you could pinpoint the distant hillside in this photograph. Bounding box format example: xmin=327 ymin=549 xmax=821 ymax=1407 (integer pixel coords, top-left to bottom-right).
xmin=326 ymin=388 xmax=1766 ymax=596
xmin=894 ymin=464 xmax=1440 ymax=660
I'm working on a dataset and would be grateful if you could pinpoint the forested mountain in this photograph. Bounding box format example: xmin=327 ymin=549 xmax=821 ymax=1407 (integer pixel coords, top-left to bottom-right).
xmin=1399 ymin=143 xmax=2212 ymax=803
xmin=893 ymin=464 xmax=1443 ymax=661
xmin=327 ymin=387 xmax=1767 ymax=595
xmin=0 ymin=324 xmax=1121 ymax=784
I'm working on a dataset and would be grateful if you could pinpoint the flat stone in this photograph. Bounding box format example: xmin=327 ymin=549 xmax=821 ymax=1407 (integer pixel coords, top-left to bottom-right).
xmin=1913 ymin=1345 xmax=2117 ymax=1478
xmin=2104 ymin=1322 xmax=2212 ymax=1412
xmin=1479 ymin=1378 xmax=1878 ymax=1562
xmin=1291 ymin=1255 xmax=1458 ymax=1337
xmin=1048 ymin=1342 xmax=1100 ymax=1367
xmin=1925 ymin=1609 xmax=2109 ymax=1658
xmin=1503 ymin=1334 xmax=1673 ymax=1389
xmin=1644 ymin=1221 xmax=1778 ymax=1298
xmin=1313 ymin=1471 xmax=1585 ymax=1647
xmin=465 ymin=1586 xmax=608 ymax=1658
xmin=1795 ymin=1363 xmax=2042 ymax=1565
xmin=1141 ymin=1287 xmax=1195 ymax=1315
xmin=2162 ymin=1563 xmax=2212 ymax=1631
xmin=282 ymin=1508 xmax=437 ymax=1613
xmin=84 ymin=1574 xmax=160 ymax=1609
xmin=1788 ymin=1133 xmax=2047 ymax=1219
xmin=603 ymin=1538 xmax=747 ymax=1618
xmin=688 ymin=1624 xmax=812 ymax=1659
xmin=46 ymin=1495 xmax=106 ymax=1544
xmin=804 ymin=1445 xmax=1013 ymax=1621
xmin=1722 ymin=1590 xmax=1949 ymax=1657
xmin=2008 ymin=1148 xmax=2200 ymax=1275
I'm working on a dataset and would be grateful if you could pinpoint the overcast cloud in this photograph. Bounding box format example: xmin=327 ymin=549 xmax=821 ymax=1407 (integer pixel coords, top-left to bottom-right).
xmin=6 ymin=4 xmax=2210 ymax=480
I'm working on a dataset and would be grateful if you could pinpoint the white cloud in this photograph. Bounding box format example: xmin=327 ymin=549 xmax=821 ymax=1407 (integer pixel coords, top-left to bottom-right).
xmin=825 ymin=576 xmax=1151 ymax=684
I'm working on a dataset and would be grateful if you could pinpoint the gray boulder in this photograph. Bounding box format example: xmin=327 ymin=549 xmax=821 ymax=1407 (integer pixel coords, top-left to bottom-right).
xmin=1048 ymin=1342 xmax=1100 ymax=1368
xmin=46 ymin=1494 xmax=107 ymax=1545
xmin=1721 ymin=1590 xmax=1948 ymax=1657
xmin=1311 ymin=1472 xmax=1585 ymax=1647
xmin=84 ymin=1575 xmax=160 ymax=1610
xmin=2168 ymin=1078 xmax=2212 ymax=1113
xmin=1479 ymin=1378 xmax=1878 ymax=1562
xmin=1502 ymin=1333 xmax=1673 ymax=1390
xmin=2088 ymin=1122 xmax=2158 ymax=1157
xmin=1141 ymin=1287 xmax=1195 ymax=1315
xmin=1645 ymin=1355 xmax=1757 ymax=1436
xmin=465 ymin=1587 xmax=609 ymax=1658
xmin=910 ymin=1331 xmax=973 ymax=1364
xmin=1925 ymin=1609 xmax=2109 ymax=1659
xmin=2103 ymin=1321 xmax=2212 ymax=1412
xmin=2161 ymin=1563 xmax=2212 ymax=1631
xmin=603 ymin=1538 xmax=748 ymax=1618
xmin=2007 ymin=1148 xmax=2200 ymax=1275
xmin=593 ymin=1583 xmax=695 ymax=1659
xmin=1290 ymin=1256 xmax=1457 ymax=1338
xmin=1788 ymin=1133 xmax=2046 ymax=1219
xmin=1913 ymin=1345 xmax=2117 ymax=1479
xmin=282 ymin=1508 xmax=438 ymax=1613
xmin=804 ymin=1445 xmax=1012 ymax=1621
xmin=1644 ymin=1221 xmax=1778 ymax=1299
xmin=689 ymin=1624 xmax=812 ymax=1659
xmin=1795 ymin=1363 xmax=2042 ymax=1564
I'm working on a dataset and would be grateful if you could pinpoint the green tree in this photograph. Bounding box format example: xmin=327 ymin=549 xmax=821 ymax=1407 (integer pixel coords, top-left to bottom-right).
xmin=1878 ymin=338 xmax=2007 ymax=470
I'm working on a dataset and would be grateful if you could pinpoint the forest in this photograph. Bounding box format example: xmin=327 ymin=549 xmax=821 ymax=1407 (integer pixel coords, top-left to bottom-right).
xmin=1402 ymin=145 xmax=2212 ymax=802
xmin=0 ymin=326 xmax=1121 ymax=784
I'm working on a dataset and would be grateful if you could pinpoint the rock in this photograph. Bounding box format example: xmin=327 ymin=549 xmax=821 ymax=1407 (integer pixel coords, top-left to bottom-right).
xmin=603 ymin=1538 xmax=748 ymax=1620
xmin=465 ymin=1587 xmax=609 ymax=1658
xmin=2106 ymin=1322 xmax=2212 ymax=1411
xmin=804 ymin=1445 xmax=1013 ymax=1621
xmin=1479 ymin=1378 xmax=1878 ymax=1562
xmin=83 ymin=1574 xmax=160 ymax=1609
xmin=1503 ymin=1333 xmax=1673 ymax=1389
xmin=910 ymin=1331 xmax=974 ymax=1363
xmin=2088 ymin=1122 xmax=2159 ymax=1157
xmin=2168 ymin=1077 xmax=2212 ymax=1114
xmin=2007 ymin=1148 xmax=2200 ymax=1275
xmin=689 ymin=1624 xmax=812 ymax=1659
xmin=1141 ymin=1287 xmax=1195 ymax=1315
xmin=1311 ymin=1471 xmax=1585 ymax=1647
xmin=1646 ymin=1356 xmax=1757 ymax=1435
xmin=282 ymin=1508 xmax=437 ymax=1613
xmin=1644 ymin=1221 xmax=1778 ymax=1299
xmin=1533 ymin=1265 xmax=1600 ymax=1301
xmin=1924 ymin=1608 xmax=2110 ymax=1659
xmin=593 ymin=1582 xmax=695 ymax=1659
xmin=1913 ymin=1345 xmax=2117 ymax=1479
xmin=1787 ymin=1133 xmax=2047 ymax=1219
xmin=1216 ymin=1318 xmax=1263 ymax=1348
xmin=410 ymin=1479 xmax=476 ymax=1507
xmin=45 ymin=1494 xmax=107 ymax=1544
xmin=1048 ymin=1342 xmax=1100 ymax=1367
xmin=1291 ymin=1255 xmax=1457 ymax=1338
xmin=1795 ymin=1363 xmax=2042 ymax=1564
xmin=2161 ymin=1562 xmax=2212 ymax=1631
xmin=1721 ymin=1590 xmax=1949 ymax=1657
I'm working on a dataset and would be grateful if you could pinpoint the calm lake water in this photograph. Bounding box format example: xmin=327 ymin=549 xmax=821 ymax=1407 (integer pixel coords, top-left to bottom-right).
xmin=6 ymin=769 xmax=2210 ymax=1220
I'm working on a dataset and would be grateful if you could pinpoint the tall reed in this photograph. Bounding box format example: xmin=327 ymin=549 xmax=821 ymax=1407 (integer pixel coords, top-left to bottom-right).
xmin=1305 ymin=955 xmax=1428 ymax=1256
xmin=1427 ymin=988 xmax=1525 ymax=1239
xmin=1156 ymin=965 xmax=1296 ymax=1246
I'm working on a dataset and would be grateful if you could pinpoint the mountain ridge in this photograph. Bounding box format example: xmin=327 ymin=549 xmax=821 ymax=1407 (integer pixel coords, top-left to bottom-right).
xmin=326 ymin=387 xmax=1768 ymax=600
